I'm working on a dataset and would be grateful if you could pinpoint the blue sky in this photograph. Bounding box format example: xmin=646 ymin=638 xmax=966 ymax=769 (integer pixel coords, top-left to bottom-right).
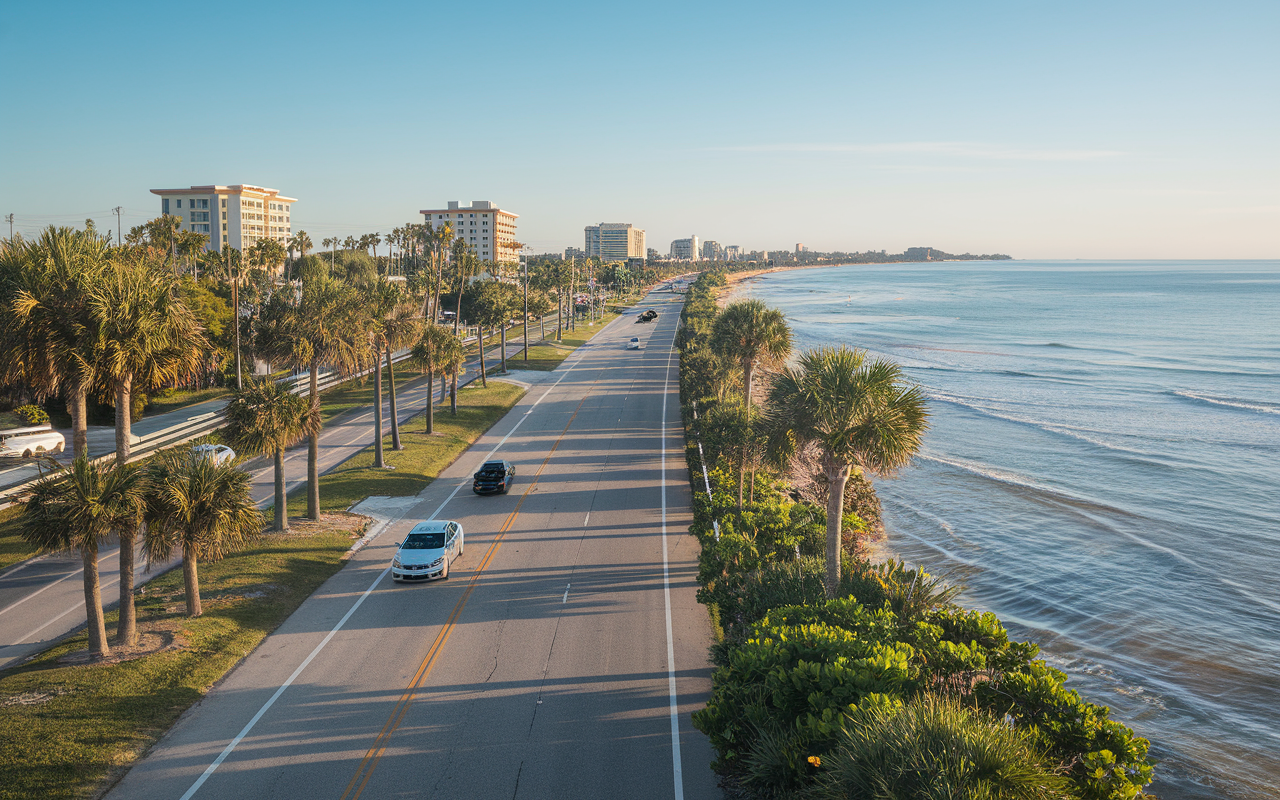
xmin=2 ymin=1 xmax=1276 ymax=258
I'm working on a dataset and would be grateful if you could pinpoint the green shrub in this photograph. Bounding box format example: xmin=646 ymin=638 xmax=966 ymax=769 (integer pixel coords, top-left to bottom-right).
xmin=812 ymin=694 xmax=1071 ymax=800
xmin=13 ymin=405 xmax=49 ymax=425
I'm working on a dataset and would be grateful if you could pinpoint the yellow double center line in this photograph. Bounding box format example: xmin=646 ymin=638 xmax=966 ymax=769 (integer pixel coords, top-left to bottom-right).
xmin=340 ymin=393 xmax=592 ymax=800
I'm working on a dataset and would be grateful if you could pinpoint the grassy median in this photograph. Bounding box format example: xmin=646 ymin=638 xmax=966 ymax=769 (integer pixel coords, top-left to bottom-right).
xmin=508 ymin=312 xmax=619 ymax=371
xmin=0 ymin=514 xmax=365 ymax=800
xmin=286 ymin=380 xmax=525 ymax=517
xmin=0 ymin=507 xmax=34 ymax=572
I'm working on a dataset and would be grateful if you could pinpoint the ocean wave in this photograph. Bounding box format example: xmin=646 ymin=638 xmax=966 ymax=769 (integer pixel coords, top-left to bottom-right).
xmin=925 ymin=392 xmax=1176 ymax=460
xmin=1172 ymin=391 xmax=1280 ymax=415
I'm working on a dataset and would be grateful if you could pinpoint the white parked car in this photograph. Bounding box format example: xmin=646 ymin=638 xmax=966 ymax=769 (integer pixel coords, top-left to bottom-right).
xmin=627 ymin=337 xmax=641 ymax=350
xmin=0 ymin=426 xmax=65 ymax=458
xmin=192 ymin=443 xmax=236 ymax=465
xmin=392 ymin=520 xmax=464 ymax=582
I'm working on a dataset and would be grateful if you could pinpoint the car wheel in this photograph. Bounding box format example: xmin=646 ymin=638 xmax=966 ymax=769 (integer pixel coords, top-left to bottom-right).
xmin=442 ymin=560 xmax=450 ymax=580
xmin=53 ymin=442 xmax=64 ymax=454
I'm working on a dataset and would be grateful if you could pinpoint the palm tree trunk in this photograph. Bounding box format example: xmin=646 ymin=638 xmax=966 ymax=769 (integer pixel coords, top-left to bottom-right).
xmin=387 ymin=347 xmax=402 ymax=450
xmin=425 ymin=366 xmax=435 ymax=434
xmin=307 ymin=361 xmax=320 ymax=520
xmin=450 ymin=372 xmax=458 ymax=414
xmin=273 ymin=448 xmax=287 ymax=531
xmin=373 ymin=349 xmax=385 ymax=468
xmin=824 ymin=461 xmax=851 ymax=599
xmin=183 ymin=543 xmax=202 ymax=617
xmin=83 ymin=543 xmax=110 ymax=660
xmin=69 ymin=381 xmax=88 ymax=458
xmin=478 ymin=328 xmax=489 ymax=388
xmin=744 ymin=359 xmax=755 ymax=409
xmin=233 ymin=278 xmax=242 ymax=390
xmin=500 ymin=324 xmax=507 ymax=373
xmin=115 ymin=374 xmax=133 ymax=463
xmin=116 ymin=524 xmax=137 ymax=647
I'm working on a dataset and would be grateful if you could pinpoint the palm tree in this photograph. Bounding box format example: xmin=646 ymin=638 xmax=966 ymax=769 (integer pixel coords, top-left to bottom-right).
xmin=712 ymin=299 xmax=792 ymax=410
xmin=365 ymin=279 xmax=421 ymax=465
xmin=768 ymin=346 xmax=929 ymax=597
xmin=92 ymin=250 xmax=206 ymax=466
xmin=90 ymin=249 xmax=205 ymax=643
xmin=257 ymin=275 xmax=370 ymax=519
xmin=249 ymin=238 xmax=287 ymax=281
xmin=450 ymin=239 xmax=481 ymax=404
xmin=0 ymin=226 xmax=107 ymax=458
xmin=712 ymin=299 xmax=792 ymax=507
xmin=289 ymin=230 xmax=312 ymax=264
xmin=144 ymin=449 xmax=263 ymax=617
xmin=20 ymin=457 xmax=143 ymax=658
xmin=814 ymin=694 xmax=1069 ymax=800
xmin=411 ymin=325 xmax=464 ymax=432
xmin=323 ymin=236 xmax=337 ymax=268
xmin=222 ymin=379 xmax=320 ymax=531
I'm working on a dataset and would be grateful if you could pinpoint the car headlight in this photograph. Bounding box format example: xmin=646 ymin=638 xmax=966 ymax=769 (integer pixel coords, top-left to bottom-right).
xmin=392 ymin=558 xmax=402 ymax=568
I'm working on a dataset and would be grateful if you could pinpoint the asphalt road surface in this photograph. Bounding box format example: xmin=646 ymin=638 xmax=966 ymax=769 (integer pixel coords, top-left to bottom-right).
xmin=103 ymin=292 xmax=720 ymax=799
xmin=0 ymin=337 xmax=524 ymax=672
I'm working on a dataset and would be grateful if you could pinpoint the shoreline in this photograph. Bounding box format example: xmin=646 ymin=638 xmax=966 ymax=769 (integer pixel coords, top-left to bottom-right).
xmin=714 ymin=263 xmax=829 ymax=306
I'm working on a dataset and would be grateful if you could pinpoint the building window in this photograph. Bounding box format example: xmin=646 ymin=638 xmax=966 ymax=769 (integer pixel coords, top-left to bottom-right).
xmin=176 ymin=199 xmax=183 ymax=208
xmin=163 ymin=199 xmax=170 ymax=214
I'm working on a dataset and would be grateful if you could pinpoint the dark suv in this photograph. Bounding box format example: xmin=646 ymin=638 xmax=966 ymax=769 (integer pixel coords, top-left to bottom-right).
xmin=473 ymin=460 xmax=515 ymax=495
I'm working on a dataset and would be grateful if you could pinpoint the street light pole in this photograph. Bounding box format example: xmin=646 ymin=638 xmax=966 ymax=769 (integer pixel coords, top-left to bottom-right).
xmin=522 ymin=249 xmax=529 ymax=362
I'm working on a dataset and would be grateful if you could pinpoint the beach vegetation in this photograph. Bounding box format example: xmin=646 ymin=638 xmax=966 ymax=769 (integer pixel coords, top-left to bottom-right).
xmin=678 ymin=269 xmax=1154 ymax=800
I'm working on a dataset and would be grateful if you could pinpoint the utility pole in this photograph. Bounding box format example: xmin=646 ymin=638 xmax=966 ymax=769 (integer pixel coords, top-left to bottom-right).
xmin=230 ymin=245 xmax=242 ymax=390
xmin=112 ymin=206 xmax=122 ymax=246
xmin=4 ymin=214 xmax=13 ymax=239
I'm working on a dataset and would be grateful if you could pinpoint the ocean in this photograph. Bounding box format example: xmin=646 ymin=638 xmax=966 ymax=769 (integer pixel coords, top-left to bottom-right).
xmin=727 ymin=260 xmax=1280 ymax=800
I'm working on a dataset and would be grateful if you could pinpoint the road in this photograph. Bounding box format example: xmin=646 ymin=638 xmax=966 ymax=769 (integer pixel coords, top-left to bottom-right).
xmin=0 ymin=330 xmax=542 ymax=671
xmin=102 ymin=292 xmax=720 ymax=799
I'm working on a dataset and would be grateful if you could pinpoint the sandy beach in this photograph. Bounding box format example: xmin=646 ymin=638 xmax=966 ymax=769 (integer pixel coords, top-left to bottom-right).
xmin=715 ymin=264 xmax=828 ymax=306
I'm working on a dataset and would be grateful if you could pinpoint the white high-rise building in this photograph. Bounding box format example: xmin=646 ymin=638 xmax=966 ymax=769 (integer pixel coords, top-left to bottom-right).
xmin=419 ymin=200 xmax=519 ymax=263
xmin=669 ymin=235 xmax=700 ymax=260
xmin=149 ymin=184 xmax=295 ymax=252
xmin=584 ymin=223 xmax=646 ymax=261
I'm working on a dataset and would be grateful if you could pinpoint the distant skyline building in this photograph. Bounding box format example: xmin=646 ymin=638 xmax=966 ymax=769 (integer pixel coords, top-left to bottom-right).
xmin=419 ymin=200 xmax=518 ymax=262
xmin=669 ymin=235 xmax=700 ymax=260
xmin=724 ymin=245 xmax=742 ymax=261
xmin=584 ymin=222 xmax=646 ymax=261
xmin=701 ymin=240 xmax=722 ymax=261
xmin=565 ymin=246 xmax=587 ymax=260
xmin=796 ymin=243 xmax=806 ymax=254
xmin=647 ymin=247 xmax=660 ymax=261
xmin=149 ymin=184 xmax=294 ymax=252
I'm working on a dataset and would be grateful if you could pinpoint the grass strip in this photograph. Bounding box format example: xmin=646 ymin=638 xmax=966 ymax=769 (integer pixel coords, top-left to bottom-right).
xmin=0 ymin=514 xmax=367 ymax=800
xmin=288 ymin=380 xmax=526 ymax=517
xmin=143 ymin=386 xmax=231 ymax=416
xmin=0 ymin=506 xmax=36 ymax=572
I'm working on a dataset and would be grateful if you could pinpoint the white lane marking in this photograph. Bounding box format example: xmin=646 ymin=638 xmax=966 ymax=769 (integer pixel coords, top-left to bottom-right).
xmin=178 ymin=339 xmax=592 ymax=798
xmin=562 ymin=584 xmax=571 ymax=604
xmin=0 ymin=545 xmax=117 ymax=618
xmin=660 ymin=328 xmax=685 ymax=799
xmin=583 ymin=511 xmax=590 ymax=527
xmin=177 ymin=567 xmax=391 ymax=800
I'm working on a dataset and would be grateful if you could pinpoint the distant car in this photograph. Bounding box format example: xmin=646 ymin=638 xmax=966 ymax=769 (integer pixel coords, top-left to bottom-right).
xmin=192 ymin=443 xmax=236 ymax=465
xmin=391 ymin=520 xmax=464 ymax=582
xmin=627 ymin=337 xmax=641 ymax=350
xmin=636 ymin=309 xmax=658 ymax=323
xmin=473 ymin=460 xmax=515 ymax=495
xmin=0 ymin=426 xmax=64 ymax=458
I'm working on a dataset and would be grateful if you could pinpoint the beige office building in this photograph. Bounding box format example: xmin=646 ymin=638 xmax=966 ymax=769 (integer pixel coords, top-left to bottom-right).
xmin=150 ymin=184 xmax=295 ymax=252
xmin=584 ymin=223 xmax=646 ymax=261
xmin=420 ymin=201 xmax=519 ymax=263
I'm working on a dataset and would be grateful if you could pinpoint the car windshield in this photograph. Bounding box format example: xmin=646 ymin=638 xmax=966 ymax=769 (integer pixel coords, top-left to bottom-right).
xmin=481 ymin=462 xmax=505 ymax=472
xmin=402 ymin=532 xmax=445 ymax=549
